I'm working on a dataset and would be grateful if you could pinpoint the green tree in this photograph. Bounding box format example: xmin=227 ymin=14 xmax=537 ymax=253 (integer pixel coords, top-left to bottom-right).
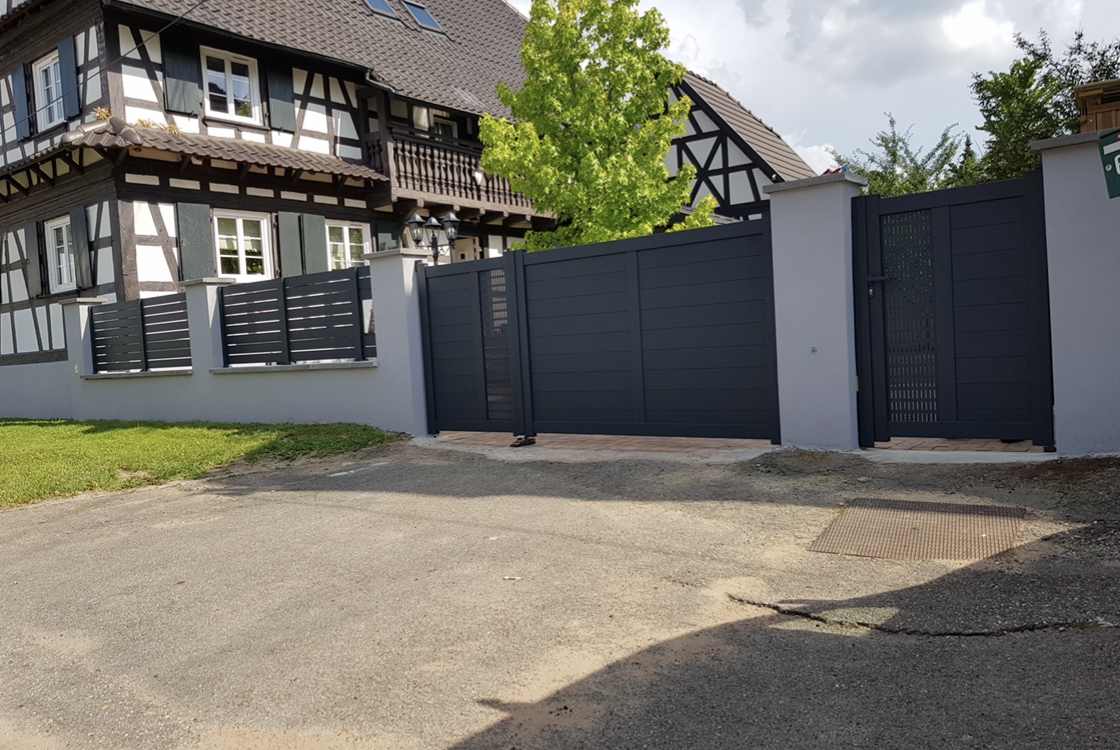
xmin=947 ymin=135 xmax=983 ymax=188
xmin=479 ymin=0 xmax=712 ymax=251
xmin=971 ymin=53 xmax=1063 ymax=181
xmin=971 ymin=30 xmax=1120 ymax=181
xmin=830 ymin=114 xmax=963 ymax=197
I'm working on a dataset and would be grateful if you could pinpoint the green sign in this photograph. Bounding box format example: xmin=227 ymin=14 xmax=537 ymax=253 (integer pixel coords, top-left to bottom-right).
xmin=1101 ymin=128 xmax=1120 ymax=200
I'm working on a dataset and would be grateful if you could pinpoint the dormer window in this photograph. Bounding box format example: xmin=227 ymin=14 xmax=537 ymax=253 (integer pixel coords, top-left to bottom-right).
xmin=201 ymin=48 xmax=262 ymax=125
xmin=404 ymin=2 xmax=443 ymax=32
xmin=364 ymin=0 xmax=396 ymax=16
xmin=32 ymin=51 xmax=65 ymax=130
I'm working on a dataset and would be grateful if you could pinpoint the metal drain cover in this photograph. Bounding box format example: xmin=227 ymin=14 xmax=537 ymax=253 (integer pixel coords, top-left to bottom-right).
xmin=810 ymin=498 xmax=1026 ymax=561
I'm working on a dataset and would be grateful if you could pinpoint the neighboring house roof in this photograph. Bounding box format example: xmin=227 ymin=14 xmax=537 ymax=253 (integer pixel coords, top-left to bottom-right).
xmin=58 ymin=118 xmax=388 ymax=181
xmin=106 ymin=0 xmax=528 ymax=117
xmin=681 ymin=72 xmax=815 ymax=182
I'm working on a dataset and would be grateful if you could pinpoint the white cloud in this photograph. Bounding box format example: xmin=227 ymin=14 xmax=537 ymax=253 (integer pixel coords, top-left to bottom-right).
xmin=784 ymin=131 xmax=838 ymax=174
xmin=942 ymin=1 xmax=1015 ymax=55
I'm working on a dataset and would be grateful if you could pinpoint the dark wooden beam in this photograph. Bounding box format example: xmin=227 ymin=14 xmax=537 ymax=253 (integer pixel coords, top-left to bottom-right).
xmin=289 ymin=168 xmax=305 ymax=186
xmin=58 ymin=151 xmax=84 ymax=176
xmin=30 ymin=162 xmax=54 ymax=186
xmin=237 ymin=163 xmax=251 ymax=181
xmin=179 ymin=154 xmax=192 ymax=174
xmin=457 ymin=208 xmax=482 ymax=222
xmin=391 ymin=197 xmax=419 ymax=216
xmin=481 ymin=210 xmax=508 ymax=225
xmin=4 ymin=173 xmax=28 ymax=195
xmin=531 ymin=216 xmax=556 ymax=232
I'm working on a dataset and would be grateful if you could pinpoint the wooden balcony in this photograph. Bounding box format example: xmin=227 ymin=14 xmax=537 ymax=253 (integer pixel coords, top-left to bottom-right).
xmin=368 ymin=131 xmax=536 ymax=215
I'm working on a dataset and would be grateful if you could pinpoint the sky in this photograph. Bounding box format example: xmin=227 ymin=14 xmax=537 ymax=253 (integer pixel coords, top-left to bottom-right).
xmin=503 ymin=0 xmax=1120 ymax=173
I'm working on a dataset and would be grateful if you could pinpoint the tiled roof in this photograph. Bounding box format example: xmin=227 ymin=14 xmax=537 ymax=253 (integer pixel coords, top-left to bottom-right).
xmin=62 ymin=119 xmax=388 ymax=180
xmin=682 ymin=72 xmax=816 ymax=182
xmin=108 ymin=0 xmax=529 ymax=116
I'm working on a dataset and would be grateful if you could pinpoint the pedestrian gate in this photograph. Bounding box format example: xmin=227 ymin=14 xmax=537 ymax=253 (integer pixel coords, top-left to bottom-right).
xmin=419 ymin=221 xmax=781 ymax=441
xmin=853 ymin=172 xmax=1055 ymax=449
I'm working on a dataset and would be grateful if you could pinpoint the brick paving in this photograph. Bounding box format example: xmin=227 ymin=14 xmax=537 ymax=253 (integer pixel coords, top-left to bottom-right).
xmin=434 ymin=432 xmax=1045 ymax=454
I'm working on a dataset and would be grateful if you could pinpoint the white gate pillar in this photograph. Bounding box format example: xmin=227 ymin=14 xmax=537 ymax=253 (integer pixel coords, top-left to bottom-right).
xmin=363 ymin=248 xmax=432 ymax=437
xmin=1034 ymin=134 xmax=1120 ymax=456
xmin=764 ymin=172 xmax=868 ymax=451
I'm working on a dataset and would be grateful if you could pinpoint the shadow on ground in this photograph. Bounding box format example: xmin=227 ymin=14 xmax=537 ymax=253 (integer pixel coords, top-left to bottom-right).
xmin=449 ymin=522 xmax=1120 ymax=750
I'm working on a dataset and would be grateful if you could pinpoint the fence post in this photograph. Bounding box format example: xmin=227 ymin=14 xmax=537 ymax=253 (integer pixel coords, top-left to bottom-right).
xmin=363 ymin=247 xmax=432 ymax=437
xmin=61 ymin=297 xmax=105 ymax=376
xmin=764 ymin=172 xmax=868 ymax=451
xmin=181 ymin=278 xmax=235 ymax=372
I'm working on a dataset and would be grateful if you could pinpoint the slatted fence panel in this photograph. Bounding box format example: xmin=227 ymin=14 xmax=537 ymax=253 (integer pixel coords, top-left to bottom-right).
xmin=219 ymin=267 xmax=374 ymax=366
xmin=91 ymin=300 xmax=145 ymax=372
xmin=140 ymin=294 xmax=191 ymax=370
xmin=90 ymin=294 xmax=192 ymax=372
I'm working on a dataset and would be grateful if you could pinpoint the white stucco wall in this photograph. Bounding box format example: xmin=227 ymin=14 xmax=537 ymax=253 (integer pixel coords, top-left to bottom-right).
xmin=1035 ymin=134 xmax=1120 ymax=455
xmin=0 ymin=359 xmax=74 ymax=419
xmin=53 ymin=250 xmax=431 ymax=436
xmin=764 ymin=173 xmax=867 ymax=451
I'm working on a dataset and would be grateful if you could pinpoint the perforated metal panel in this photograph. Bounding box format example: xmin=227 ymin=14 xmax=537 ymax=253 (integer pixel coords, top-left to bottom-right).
xmin=880 ymin=209 xmax=938 ymax=423
xmin=480 ymin=268 xmax=513 ymax=422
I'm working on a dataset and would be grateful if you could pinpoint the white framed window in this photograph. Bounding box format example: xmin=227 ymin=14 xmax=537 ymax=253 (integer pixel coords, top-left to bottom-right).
xmin=201 ymin=47 xmax=261 ymax=125
xmin=432 ymin=116 xmax=458 ymax=139
xmin=45 ymin=215 xmax=76 ymax=293
xmin=32 ymin=51 xmax=65 ymax=131
xmin=326 ymin=222 xmax=370 ymax=270
xmin=214 ymin=212 xmax=271 ymax=281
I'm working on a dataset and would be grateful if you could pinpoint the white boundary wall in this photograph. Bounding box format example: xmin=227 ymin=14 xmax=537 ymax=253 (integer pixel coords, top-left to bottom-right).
xmin=0 ymin=248 xmax=432 ymax=436
xmin=1034 ymin=134 xmax=1120 ymax=455
xmin=2 ymin=157 xmax=1119 ymax=455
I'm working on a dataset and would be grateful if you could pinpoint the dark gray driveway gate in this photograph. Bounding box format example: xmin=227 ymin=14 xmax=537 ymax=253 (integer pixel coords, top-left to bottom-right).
xmin=419 ymin=220 xmax=781 ymax=441
xmin=853 ymin=171 xmax=1055 ymax=449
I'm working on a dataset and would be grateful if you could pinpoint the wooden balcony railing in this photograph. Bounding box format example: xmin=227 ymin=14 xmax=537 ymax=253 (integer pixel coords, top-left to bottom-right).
xmin=367 ymin=137 xmax=534 ymax=211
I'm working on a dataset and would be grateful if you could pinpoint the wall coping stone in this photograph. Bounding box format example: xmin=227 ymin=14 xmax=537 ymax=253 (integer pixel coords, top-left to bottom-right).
xmin=763 ymin=172 xmax=868 ymax=194
xmin=210 ymin=360 xmax=378 ymax=374
xmin=181 ymin=277 xmax=236 ymax=287
xmin=82 ymin=369 xmax=192 ymax=380
xmin=1031 ymin=132 xmax=1105 ymax=152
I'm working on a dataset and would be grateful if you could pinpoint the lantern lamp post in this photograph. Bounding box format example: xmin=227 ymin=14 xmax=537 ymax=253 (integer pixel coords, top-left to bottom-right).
xmin=406 ymin=212 xmax=460 ymax=265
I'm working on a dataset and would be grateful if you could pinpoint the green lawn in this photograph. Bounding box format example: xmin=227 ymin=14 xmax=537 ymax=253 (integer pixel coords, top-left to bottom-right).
xmin=0 ymin=419 xmax=397 ymax=508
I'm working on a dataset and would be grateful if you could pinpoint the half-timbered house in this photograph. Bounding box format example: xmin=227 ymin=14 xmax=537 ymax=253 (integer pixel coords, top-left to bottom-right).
xmin=0 ymin=0 xmax=813 ymax=370
xmin=668 ymin=71 xmax=816 ymax=220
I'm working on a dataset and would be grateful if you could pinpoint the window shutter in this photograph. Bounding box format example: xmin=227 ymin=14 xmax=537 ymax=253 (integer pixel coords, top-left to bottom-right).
xmin=22 ymin=221 xmax=43 ymax=298
xmin=162 ymin=36 xmax=200 ymax=116
xmin=58 ymin=36 xmax=81 ymax=119
xmin=265 ymin=65 xmax=297 ymax=133
xmin=300 ymin=214 xmax=328 ymax=274
xmin=71 ymin=207 xmax=93 ymax=289
xmin=176 ymin=203 xmax=214 ymax=280
xmin=11 ymin=65 xmax=32 ymax=141
xmin=277 ymin=212 xmax=303 ymax=276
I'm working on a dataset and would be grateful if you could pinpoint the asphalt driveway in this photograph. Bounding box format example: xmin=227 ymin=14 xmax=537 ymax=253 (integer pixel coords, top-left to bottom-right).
xmin=1 ymin=443 xmax=1117 ymax=749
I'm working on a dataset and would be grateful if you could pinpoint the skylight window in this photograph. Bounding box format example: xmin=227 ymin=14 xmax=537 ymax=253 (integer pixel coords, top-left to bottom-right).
xmin=364 ymin=0 xmax=396 ymax=16
xmin=404 ymin=2 xmax=442 ymax=31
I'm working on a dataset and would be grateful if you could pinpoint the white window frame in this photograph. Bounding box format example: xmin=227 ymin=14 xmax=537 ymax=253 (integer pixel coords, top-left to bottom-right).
xmin=200 ymin=47 xmax=263 ymax=126
xmin=326 ymin=222 xmax=370 ymax=270
xmin=213 ymin=211 xmax=272 ymax=282
xmin=431 ymin=116 xmax=458 ymax=139
xmin=44 ymin=215 xmax=76 ymax=293
xmin=32 ymin=51 xmax=65 ymax=131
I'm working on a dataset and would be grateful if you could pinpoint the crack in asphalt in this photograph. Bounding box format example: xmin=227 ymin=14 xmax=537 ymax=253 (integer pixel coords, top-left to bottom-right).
xmin=728 ymin=595 xmax=1118 ymax=637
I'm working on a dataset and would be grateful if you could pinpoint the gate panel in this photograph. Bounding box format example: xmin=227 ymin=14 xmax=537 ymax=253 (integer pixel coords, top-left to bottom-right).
xmin=420 ymin=220 xmax=780 ymax=441
xmin=854 ymin=173 xmax=1054 ymax=447
xmin=421 ymin=258 xmax=515 ymax=432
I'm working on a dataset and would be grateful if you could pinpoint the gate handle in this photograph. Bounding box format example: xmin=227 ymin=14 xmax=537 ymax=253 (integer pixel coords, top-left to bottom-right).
xmin=866 ymin=275 xmax=890 ymax=282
